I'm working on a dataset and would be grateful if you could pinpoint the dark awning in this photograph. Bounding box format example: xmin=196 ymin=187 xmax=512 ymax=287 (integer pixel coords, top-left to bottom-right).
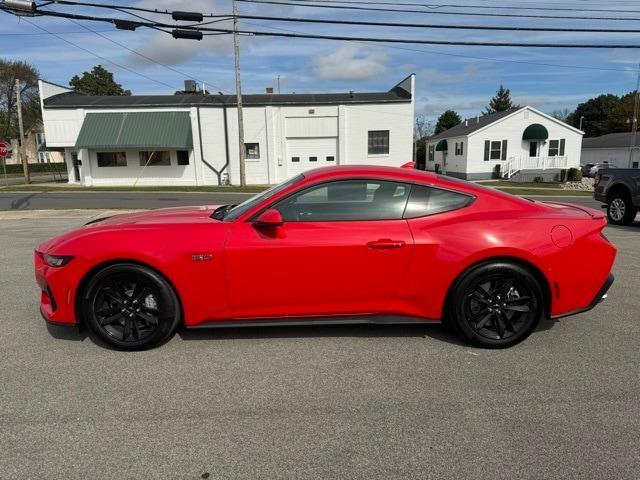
xmin=435 ymin=139 xmax=448 ymax=151
xmin=75 ymin=111 xmax=193 ymax=149
xmin=522 ymin=124 xmax=549 ymax=141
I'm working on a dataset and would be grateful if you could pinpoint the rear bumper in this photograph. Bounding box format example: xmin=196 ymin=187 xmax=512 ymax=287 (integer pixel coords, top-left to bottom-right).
xmin=551 ymin=273 xmax=614 ymax=319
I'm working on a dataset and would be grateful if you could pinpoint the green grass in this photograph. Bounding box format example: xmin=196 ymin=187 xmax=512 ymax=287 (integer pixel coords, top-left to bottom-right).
xmin=0 ymin=184 xmax=266 ymax=193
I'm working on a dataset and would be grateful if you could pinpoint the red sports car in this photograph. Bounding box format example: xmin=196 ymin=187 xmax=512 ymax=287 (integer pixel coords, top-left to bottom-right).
xmin=35 ymin=166 xmax=616 ymax=350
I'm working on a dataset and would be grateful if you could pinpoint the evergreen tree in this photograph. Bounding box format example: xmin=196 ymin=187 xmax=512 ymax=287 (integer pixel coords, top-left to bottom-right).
xmin=435 ymin=109 xmax=462 ymax=134
xmin=484 ymin=85 xmax=517 ymax=114
xmin=69 ymin=65 xmax=131 ymax=95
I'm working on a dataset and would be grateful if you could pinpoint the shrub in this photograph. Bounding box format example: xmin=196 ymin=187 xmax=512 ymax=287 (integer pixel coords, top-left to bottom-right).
xmin=533 ymin=176 xmax=544 ymax=183
xmin=567 ymin=167 xmax=582 ymax=182
xmin=1 ymin=162 xmax=67 ymax=175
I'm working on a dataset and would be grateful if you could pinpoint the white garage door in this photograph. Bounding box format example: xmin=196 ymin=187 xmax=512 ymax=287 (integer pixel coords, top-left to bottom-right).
xmin=286 ymin=137 xmax=338 ymax=176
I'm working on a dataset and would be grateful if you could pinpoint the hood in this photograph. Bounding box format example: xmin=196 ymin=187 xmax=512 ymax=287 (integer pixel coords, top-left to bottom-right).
xmin=92 ymin=205 xmax=220 ymax=226
xmin=36 ymin=205 xmax=223 ymax=253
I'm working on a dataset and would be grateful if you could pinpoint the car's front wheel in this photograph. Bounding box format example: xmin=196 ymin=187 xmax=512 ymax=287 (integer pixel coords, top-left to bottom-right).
xmin=448 ymin=263 xmax=544 ymax=348
xmin=607 ymin=192 xmax=636 ymax=226
xmin=82 ymin=263 xmax=181 ymax=350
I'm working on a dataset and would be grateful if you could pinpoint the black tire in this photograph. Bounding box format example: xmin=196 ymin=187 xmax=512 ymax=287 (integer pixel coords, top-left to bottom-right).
xmin=447 ymin=262 xmax=543 ymax=348
xmin=82 ymin=263 xmax=181 ymax=350
xmin=606 ymin=191 xmax=636 ymax=226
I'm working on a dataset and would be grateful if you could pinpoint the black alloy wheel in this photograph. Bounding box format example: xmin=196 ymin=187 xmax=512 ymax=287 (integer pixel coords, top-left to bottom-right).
xmin=449 ymin=263 xmax=543 ymax=348
xmin=82 ymin=263 xmax=181 ymax=350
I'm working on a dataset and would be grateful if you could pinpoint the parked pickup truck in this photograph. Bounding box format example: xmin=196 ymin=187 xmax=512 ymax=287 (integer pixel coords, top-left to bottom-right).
xmin=594 ymin=168 xmax=640 ymax=225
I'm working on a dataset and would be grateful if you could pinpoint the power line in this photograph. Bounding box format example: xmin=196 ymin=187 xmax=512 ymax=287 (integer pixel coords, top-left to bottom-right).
xmin=51 ymin=11 xmax=233 ymax=93
xmin=0 ymin=11 xmax=180 ymax=91
xmin=234 ymin=14 xmax=640 ymax=34
xmin=236 ymin=0 xmax=640 ymax=21
xmin=239 ymin=19 xmax=634 ymax=73
xmin=282 ymin=0 xmax=640 ymax=15
xmin=0 ymin=29 xmax=115 ymax=34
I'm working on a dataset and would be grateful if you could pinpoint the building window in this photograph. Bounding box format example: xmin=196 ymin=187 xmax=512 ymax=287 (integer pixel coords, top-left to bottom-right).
xmin=139 ymin=151 xmax=171 ymax=166
xmin=368 ymin=130 xmax=390 ymax=155
xmin=455 ymin=142 xmax=464 ymax=156
xmin=548 ymin=139 xmax=566 ymax=157
xmin=97 ymin=152 xmax=127 ymax=167
xmin=245 ymin=143 xmax=260 ymax=159
xmin=326 ymin=156 xmax=335 ymax=162
xmin=37 ymin=151 xmax=50 ymax=163
xmin=35 ymin=133 xmax=46 ymax=147
xmin=310 ymin=156 xmax=318 ymax=162
xmin=177 ymin=150 xmax=190 ymax=165
xmin=428 ymin=144 xmax=435 ymax=161
xmin=485 ymin=140 xmax=507 ymax=161
xmin=292 ymin=156 xmax=300 ymax=162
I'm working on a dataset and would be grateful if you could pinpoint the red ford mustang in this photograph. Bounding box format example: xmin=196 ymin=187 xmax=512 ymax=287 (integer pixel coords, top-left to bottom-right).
xmin=35 ymin=166 xmax=616 ymax=350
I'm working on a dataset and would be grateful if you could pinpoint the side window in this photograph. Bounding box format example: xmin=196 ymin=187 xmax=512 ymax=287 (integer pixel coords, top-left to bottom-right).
xmin=404 ymin=185 xmax=473 ymax=218
xmin=274 ymin=180 xmax=410 ymax=222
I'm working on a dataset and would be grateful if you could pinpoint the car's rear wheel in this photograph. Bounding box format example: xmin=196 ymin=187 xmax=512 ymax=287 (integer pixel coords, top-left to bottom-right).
xmin=607 ymin=192 xmax=636 ymax=226
xmin=448 ymin=263 xmax=543 ymax=348
xmin=82 ymin=263 xmax=181 ymax=350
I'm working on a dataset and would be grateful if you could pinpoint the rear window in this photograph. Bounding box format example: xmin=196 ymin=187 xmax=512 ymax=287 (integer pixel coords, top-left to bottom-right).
xmin=404 ymin=185 xmax=473 ymax=218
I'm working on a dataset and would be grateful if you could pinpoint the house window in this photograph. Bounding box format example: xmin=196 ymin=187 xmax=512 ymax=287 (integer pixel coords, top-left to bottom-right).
xmin=177 ymin=150 xmax=190 ymax=165
xmin=97 ymin=152 xmax=127 ymax=167
xmin=368 ymin=130 xmax=390 ymax=155
xmin=35 ymin=133 xmax=46 ymax=147
xmin=139 ymin=151 xmax=171 ymax=166
xmin=490 ymin=141 xmax=502 ymax=160
xmin=428 ymin=144 xmax=435 ymax=161
xmin=549 ymin=139 xmax=566 ymax=157
xmin=245 ymin=143 xmax=260 ymax=159
xmin=455 ymin=142 xmax=464 ymax=156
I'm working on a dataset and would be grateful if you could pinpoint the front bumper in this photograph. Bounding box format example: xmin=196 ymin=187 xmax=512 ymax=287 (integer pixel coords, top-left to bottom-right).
xmin=34 ymin=250 xmax=78 ymax=325
xmin=551 ymin=273 xmax=614 ymax=319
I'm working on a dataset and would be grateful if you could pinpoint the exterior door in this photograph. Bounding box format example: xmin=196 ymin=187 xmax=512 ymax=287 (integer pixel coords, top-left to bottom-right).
xmin=286 ymin=137 xmax=337 ymax=176
xmin=224 ymin=179 xmax=414 ymax=319
xmin=529 ymin=141 xmax=538 ymax=157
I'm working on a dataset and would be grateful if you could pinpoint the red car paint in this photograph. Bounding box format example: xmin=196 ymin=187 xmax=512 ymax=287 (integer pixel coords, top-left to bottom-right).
xmin=35 ymin=166 xmax=616 ymax=327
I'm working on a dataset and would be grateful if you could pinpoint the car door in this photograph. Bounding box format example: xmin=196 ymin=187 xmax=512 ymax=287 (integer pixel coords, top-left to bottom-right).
xmin=223 ymin=179 xmax=415 ymax=319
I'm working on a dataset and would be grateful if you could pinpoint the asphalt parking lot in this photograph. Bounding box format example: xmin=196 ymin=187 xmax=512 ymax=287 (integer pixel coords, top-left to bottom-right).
xmin=1 ymin=211 xmax=639 ymax=479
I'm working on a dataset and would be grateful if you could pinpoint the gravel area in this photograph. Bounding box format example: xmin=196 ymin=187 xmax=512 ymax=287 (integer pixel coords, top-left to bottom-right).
xmin=561 ymin=177 xmax=595 ymax=191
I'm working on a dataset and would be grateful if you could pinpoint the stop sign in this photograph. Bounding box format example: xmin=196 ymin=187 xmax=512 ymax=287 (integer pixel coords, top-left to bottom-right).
xmin=0 ymin=143 xmax=7 ymax=158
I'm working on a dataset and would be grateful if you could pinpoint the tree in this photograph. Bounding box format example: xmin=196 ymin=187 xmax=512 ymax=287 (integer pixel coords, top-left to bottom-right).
xmin=414 ymin=113 xmax=434 ymax=140
xmin=0 ymin=59 xmax=41 ymax=142
xmin=568 ymin=93 xmax=626 ymax=137
xmin=435 ymin=109 xmax=462 ymax=135
xmin=69 ymin=65 xmax=131 ymax=96
xmin=484 ymin=85 xmax=518 ymax=114
xmin=550 ymin=108 xmax=571 ymax=123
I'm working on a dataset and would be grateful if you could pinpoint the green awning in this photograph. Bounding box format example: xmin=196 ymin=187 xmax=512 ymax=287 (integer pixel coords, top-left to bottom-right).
xmin=522 ymin=124 xmax=549 ymax=141
xmin=435 ymin=139 xmax=448 ymax=151
xmin=75 ymin=112 xmax=193 ymax=149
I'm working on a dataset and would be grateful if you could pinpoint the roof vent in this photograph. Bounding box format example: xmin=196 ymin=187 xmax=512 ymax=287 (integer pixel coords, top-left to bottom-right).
xmin=266 ymin=87 xmax=274 ymax=94
xmin=184 ymin=80 xmax=198 ymax=93
xmin=476 ymin=114 xmax=480 ymax=124
xmin=465 ymin=119 xmax=468 ymax=127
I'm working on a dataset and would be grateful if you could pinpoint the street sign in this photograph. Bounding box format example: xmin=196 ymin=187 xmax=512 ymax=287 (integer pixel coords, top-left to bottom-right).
xmin=0 ymin=143 xmax=7 ymax=158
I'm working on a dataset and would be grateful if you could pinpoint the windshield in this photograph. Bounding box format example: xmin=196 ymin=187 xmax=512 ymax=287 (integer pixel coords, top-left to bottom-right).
xmin=223 ymin=174 xmax=305 ymax=221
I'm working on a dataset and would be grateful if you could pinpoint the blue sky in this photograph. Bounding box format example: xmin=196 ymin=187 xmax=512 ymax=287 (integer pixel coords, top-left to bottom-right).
xmin=2 ymin=0 xmax=640 ymax=123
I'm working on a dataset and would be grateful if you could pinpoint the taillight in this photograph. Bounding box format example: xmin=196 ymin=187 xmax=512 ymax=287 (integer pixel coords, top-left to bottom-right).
xmin=594 ymin=173 xmax=601 ymax=188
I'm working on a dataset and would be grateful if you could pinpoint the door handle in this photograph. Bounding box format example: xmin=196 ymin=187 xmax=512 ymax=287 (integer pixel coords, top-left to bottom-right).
xmin=367 ymin=239 xmax=405 ymax=249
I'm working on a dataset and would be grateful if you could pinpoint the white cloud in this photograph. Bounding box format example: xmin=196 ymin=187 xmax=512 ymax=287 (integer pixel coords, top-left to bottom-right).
xmin=313 ymin=45 xmax=388 ymax=81
xmin=420 ymin=64 xmax=481 ymax=85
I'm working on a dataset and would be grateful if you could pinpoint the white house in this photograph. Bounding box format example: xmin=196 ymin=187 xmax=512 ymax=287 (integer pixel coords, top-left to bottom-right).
xmin=39 ymin=76 xmax=415 ymax=186
xmin=424 ymin=106 xmax=583 ymax=181
xmin=581 ymin=132 xmax=640 ymax=169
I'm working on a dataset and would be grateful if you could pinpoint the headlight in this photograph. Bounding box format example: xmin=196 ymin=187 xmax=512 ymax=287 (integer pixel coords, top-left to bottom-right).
xmin=43 ymin=253 xmax=74 ymax=267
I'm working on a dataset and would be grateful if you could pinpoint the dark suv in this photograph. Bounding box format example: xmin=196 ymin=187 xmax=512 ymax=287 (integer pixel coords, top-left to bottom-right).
xmin=594 ymin=168 xmax=640 ymax=225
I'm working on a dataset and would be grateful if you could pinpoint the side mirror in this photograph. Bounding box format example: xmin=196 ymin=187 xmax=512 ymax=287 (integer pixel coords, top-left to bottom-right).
xmin=253 ymin=208 xmax=283 ymax=228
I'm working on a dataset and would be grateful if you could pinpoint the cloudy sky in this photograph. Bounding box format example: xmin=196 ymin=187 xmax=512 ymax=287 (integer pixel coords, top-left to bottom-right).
xmin=2 ymin=0 xmax=640 ymax=123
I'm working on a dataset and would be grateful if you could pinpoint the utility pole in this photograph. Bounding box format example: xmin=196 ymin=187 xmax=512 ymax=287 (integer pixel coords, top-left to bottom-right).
xmin=630 ymin=64 xmax=640 ymax=168
xmin=277 ymin=75 xmax=281 ymax=94
xmin=232 ymin=0 xmax=247 ymax=187
xmin=15 ymin=78 xmax=30 ymax=184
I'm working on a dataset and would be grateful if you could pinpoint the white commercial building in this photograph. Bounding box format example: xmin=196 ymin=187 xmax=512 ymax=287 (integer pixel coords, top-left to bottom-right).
xmin=424 ymin=106 xmax=583 ymax=181
xmin=581 ymin=132 xmax=640 ymax=169
xmin=39 ymin=76 xmax=415 ymax=186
